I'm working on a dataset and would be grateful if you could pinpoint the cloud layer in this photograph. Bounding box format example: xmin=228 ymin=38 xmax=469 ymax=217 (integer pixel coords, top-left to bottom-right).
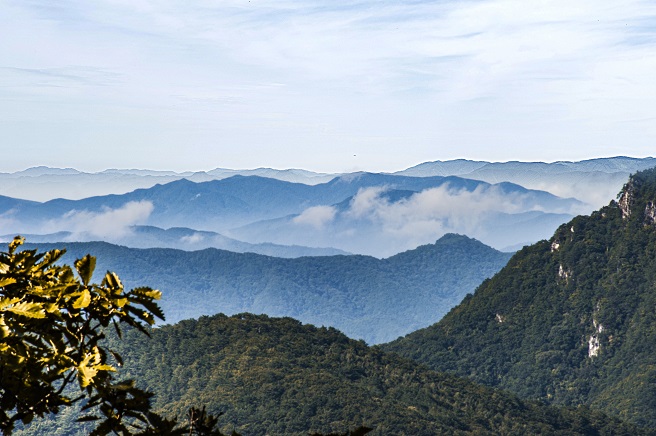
xmin=284 ymin=185 xmax=574 ymax=255
xmin=44 ymin=201 xmax=154 ymax=239
xmin=344 ymin=185 xmax=532 ymax=250
xmin=293 ymin=205 xmax=337 ymax=229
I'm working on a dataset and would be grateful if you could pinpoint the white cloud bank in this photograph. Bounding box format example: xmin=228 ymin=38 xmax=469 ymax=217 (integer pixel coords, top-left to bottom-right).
xmin=45 ymin=201 xmax=154 ymax=239
xmin=180 ymin=233 xmax=205 ymax=244
xmin=289 ymin=185 xmax=572 ymax=255
xmin=293 ymin=205 xmax=337 ymax=229
xmin=346 ymin=185 xmax=527 ymax=244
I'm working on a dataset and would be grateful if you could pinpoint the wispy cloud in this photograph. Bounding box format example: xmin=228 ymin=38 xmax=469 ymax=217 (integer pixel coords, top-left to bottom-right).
xmin=289 ymin=184 xmax=574 ymax=254
xmin=1 ymin=0 xmax=656 ymax=171
xmin=44 ymin=201 xmax=154 ymax=239
xmin=0 ymin=66 xmax=122 ymax=89
xmin=180 ymin=232 xmax=205 ymax=244
xmin=343 ymin=185 xmax=527 ymax=241
xmin=292 ymin=205 xmax=337 ymax=229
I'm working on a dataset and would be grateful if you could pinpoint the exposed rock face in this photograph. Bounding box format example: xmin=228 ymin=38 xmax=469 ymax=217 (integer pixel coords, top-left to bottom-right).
xmin=558 ymin=264 xmax=571 ymax=283
xmin=618 ymin=180 xmax=634 ymax=219
xmin=588 ymin=333 xmax=600 ymax=357
xmin=619 ymin=174 xmax=656 ymax=225
xmin=588 ymin=320 xmax=604 ymax=358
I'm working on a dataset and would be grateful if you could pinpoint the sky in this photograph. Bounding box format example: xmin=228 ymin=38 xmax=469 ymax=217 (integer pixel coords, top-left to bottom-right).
xmin=1 ymin=0 xmax=656 ymax=174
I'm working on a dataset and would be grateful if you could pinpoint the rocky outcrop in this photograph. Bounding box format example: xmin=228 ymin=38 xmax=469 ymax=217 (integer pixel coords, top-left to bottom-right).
xmin=618 ymin=179 xmax=634 ymax=219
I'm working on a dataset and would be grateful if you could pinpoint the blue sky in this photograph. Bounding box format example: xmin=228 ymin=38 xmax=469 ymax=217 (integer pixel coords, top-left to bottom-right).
xmin=1 ymin=0 xmax=656 ymax=173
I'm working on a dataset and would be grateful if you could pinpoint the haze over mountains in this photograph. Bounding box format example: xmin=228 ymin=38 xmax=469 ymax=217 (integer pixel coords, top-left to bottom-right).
xmin=1 ymin=170 xmax=585 ymax=256
xmin=3 ymin=157 xmax=653 ymax=206
xmin=396 ymin=156 xmax=656 ymax=208
xmin=1 ymin=157 xmax=652 ymax=256
xmin=12 ymin=226 xmax=349 ymax=258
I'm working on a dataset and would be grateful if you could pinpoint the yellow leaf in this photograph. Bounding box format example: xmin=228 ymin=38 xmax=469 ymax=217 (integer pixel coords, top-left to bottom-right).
xmin=0 ymin=297 xmax=21 ymax=311
xmin=133 ymin=287 xmax=162 ymax=300
xmin=74 ymin=255 xmax=96 ymax=286
xmin=77 ymin=364 xmax=98 ymax=388
xmin=72 ymin=289 xmax=91 ymax=309
xmin=77 ymin=351 xmax=97 ymax=387
xmin=44 ymin=303 xmax=60 ymax=314
xmin=0 ymin=277 xmax=17 ymax=287
xmin=9 ymin=236 xmax=24 ymax=253
xmin=104 ymin=272 xmax=123 ymax=290
xmin=7 ymin=301 xmax=46 ymax=318
xmin=95 ymin=364 xmax=117 ymax=372
xmin=28 ymin=286 xmax=51 ymax=296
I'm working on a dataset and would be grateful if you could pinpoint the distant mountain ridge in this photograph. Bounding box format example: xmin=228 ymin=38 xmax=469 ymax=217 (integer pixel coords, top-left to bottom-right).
xmin=396 ymin=156 xmax=656 ymax=207
xmin=0 ymin=173 xmax=582 ymax=255
xmin=384 ymin=167 xmax=656 ymax=427
xmin=3 ymin=225 xmax=348 ymax=258
xmin=3 ymin=158 xmax=651 ymax=256
xmin=2 ymin=156 xmax=653 ymax=203
xmin=227 ymin=175 xmax=581 ymax=255
xmin=232 ymin=206 xmax=574 ymax=256
xmin=0 ymin=166 xmax=335 ymax=202
xmin=398 ymin=156 xmax=656 ymax=176
xmin=21 ymin=233 xmax=512 ymax=344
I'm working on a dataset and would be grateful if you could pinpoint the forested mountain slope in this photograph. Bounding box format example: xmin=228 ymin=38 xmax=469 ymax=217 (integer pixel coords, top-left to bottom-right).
xmin=100 ymin=315 xmax=654 ymax=434
xmin=384 ymin=167 xmax=656 ymax=427
xmin=17 ymin=314 xmax=649 ymax=435
xmin=23 ymin=234 xmax=511 ymax=344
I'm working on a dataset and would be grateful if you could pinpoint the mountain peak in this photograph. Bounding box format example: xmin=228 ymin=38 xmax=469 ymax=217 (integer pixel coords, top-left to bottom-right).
xmin=435 ymin=233 xmax=479 ymax=245
xmin=14 ymin=166 xmax=82 ymax=176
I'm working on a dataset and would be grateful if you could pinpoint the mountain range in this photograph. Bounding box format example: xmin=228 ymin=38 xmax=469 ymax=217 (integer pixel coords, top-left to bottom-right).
xmin=0 ymin=166 xmax=335 ymax=202
xmin=9 ymin=165 xmax=656 ymax=434
xmin=3 ymin=157 xmax=653 ymax=207
xmin=396 ymin=156 xmax=656 ymax=208
xmin=1 ymin=173 xmax=583 ymax=255
xmin=22 ymin=233 xmax=511 ymax=344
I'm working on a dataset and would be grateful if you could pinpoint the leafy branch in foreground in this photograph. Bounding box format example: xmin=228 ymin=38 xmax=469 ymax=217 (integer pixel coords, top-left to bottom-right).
xmin=0 ymin=236 xmax=172 ymax=434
